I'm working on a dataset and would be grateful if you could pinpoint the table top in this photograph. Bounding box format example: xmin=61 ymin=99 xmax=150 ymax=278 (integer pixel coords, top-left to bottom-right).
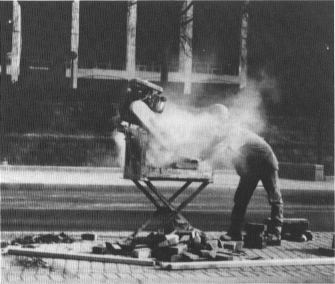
xmin=126 ymin=168 xmax=214 ymax=182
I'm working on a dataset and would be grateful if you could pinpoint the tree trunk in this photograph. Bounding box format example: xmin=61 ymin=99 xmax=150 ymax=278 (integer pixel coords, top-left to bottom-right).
xmin=239 ymin=0 xmax=249 ymax=89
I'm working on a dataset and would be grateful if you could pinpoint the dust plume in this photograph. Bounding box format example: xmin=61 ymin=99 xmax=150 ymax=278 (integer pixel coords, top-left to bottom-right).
xmin=113 ymin=76 xmax=280 ymax=171
xmin=112 ymin=129 xmax=125 ymax=167
xmin=146 ymin=79 xmax=273 ymax=170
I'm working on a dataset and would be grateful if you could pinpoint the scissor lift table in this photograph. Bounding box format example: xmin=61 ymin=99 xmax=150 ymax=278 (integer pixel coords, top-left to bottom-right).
xmin=123 ymin=127 xmax=213 ymax=238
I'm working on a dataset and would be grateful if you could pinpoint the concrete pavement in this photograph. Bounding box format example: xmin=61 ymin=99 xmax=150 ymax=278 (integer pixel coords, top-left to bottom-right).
xmin=1 ymin=231 xmax=335 ymax=283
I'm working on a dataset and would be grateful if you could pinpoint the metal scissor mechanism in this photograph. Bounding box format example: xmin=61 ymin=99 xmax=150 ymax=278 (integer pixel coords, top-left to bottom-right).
xmin=117 ymin=78 xmax=213 ymax=238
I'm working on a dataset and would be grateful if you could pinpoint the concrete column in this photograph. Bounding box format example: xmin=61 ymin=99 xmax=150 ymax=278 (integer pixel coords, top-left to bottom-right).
xmin=179 ymin=1 xmax=193 ymax=95
xmin=11 ymin=0 xmax=21 ymax=83
xmin=71 ymin=0 xmax=80 ymax=89
xmin=126 ymin=1 xmax=137 ymax=78
xmin=239 ymin=1 xmax=249 ymax=89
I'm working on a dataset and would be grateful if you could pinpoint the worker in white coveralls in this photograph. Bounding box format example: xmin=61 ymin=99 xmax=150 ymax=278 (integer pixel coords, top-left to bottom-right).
xmin=207 ymin=105 xmax=284 ymax=242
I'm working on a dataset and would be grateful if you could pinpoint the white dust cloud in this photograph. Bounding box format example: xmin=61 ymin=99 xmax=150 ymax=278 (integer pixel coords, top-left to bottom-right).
xmin=112 ymin=129 xmax=125 ymax=167
xmin=113 ymin=77 xmax=280 ymax=171
xmin=145 ymin=79 xmax=273 ymax=170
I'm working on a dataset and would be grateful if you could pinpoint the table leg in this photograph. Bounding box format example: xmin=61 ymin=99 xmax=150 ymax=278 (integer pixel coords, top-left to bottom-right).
xmin=129 ymin=180 xmax=210 ymax=238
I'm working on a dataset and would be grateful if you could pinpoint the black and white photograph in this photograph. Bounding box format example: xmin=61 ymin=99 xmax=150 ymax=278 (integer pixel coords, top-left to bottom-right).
xmin=0 ymin=1 xmax=334 ymax=283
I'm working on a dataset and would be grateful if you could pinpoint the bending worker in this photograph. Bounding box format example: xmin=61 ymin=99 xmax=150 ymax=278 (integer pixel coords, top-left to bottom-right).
xmin=207 ymin=105 xmax=284 ymax=242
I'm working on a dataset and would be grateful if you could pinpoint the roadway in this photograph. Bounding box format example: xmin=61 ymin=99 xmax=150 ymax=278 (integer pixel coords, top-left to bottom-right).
xmin=1 ymin=169 xmax=334 ymax=232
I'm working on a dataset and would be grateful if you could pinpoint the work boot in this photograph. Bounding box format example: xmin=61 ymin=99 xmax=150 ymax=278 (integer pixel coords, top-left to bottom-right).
xmin=266 ymin=233 xmax=281 ymax=246
xmin=266 ymin=226 xmax=282 ymax=246
xmin=220 ymin=230 xmax=243 ymax=241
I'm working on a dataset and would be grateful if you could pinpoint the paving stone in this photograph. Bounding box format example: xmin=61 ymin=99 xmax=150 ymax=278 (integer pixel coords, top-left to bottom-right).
xmin=7 ymin=264 xmax=23 ymax=276
xmin=225 ymin=270 xmax=245 ymax=277
xmin=130 ymin=273 xmax=148 ymax=279
xmin=117 ymin=272 xmax=133 ymax=279
xmin=170 ymin=271 xmax=188 ymax=279
xmin=90 ymin=272 xmax=108 ymax=281
xmin=35 ymin=274 xmax=52 ymax=282
xmin=155 ymin=271 xmax=176 ymax=279
xmin=284 ymin=269 xmax=305 ymax=278
xmin=324 ymin=264 xmax=335 ymax=271
xmin=294 ymin=268 xmax=315 ymax=278
xmin=213 ymin=270 xmax=234 ymax=277
xmin=104 ymin=273 xmax=120 ymax=280
xmin=202 ymin=269 xmax=223 ymax=278
xmin=91 ymin=261 xmax=105 ymax=274
xmin=282 ymin=265 xmax=299 ymax=271
xmin=117 ymin=263 xmax=132 ymax=274
xmin=102 ymin=263 xmax=119 ymax=277
xmin=318 ymin=270 xmax=335 ymax=276
xmin=63 ymin=259 xmax=79 ymax=276
xmin=48 ymin=272 xmax=65 ymax=282
xmin=6 ymin=273 xmax=22 ymax=282
xmin=77 ymin=260 xmax=92 ymax=275
xmin=2 ymin=231 xmax=335 ymax=283
xmin=303 ymin=265 xmax=320 ymax=272
xmin=315 ymin=264 xmax=330 ymax=271
xmin=250 ymin=266 xmax=266 ymax=272
xmin=266 ymin=246 xmax=289 ymax=259
xmin=239 ymin=270 xmax=261 ymax=277
xmin=143 ymin=272 xmax=160 ymax=279
xmin=261 ymin=269 xmax=282 ymax=277
xmin=248 ymin=248 xmax=271 ymax=259
xmin=20 ymin=268 xmax=38 ymax=282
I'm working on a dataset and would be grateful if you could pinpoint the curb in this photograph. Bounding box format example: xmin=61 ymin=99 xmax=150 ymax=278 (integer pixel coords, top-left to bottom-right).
xmin=0 ymin=165 xmax=235 ymax=176
xmin=0 ymin=165 xmax=123 ymax=174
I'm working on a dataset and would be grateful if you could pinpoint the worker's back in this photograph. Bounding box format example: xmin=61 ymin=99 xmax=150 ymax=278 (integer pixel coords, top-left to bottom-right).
xmin=231 ymin=128 xmax=279 ymax=177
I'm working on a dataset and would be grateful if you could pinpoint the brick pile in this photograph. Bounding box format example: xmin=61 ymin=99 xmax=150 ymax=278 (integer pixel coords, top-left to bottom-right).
xmin=92 ymin=229 xmax=246 ymax=263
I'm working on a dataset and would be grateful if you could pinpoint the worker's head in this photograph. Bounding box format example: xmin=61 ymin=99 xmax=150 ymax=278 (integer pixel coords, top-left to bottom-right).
xmin=209 ymin=104 xmax=229 ymax=121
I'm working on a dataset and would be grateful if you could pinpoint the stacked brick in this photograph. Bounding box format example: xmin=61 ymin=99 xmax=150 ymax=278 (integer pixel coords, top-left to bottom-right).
xmin=91 ymin=229 xmax=245 ymax=263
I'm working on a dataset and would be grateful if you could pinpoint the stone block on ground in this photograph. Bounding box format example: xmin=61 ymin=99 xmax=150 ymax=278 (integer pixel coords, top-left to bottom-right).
xmin=182 ymin=251 xmax=200 ymax=261
xmin=106 ymin=242 xmax=123 ymax=255
xmin=170 ymin=254 xmax=184 ymax=262
xmin=117 ymin=239 xmax=135 ymax=252
xmin=244 ymin=235 xmax=267 ymax=249
xmin=92 ymin=245 xmax=106 ymax=254
xmin=199 ymin=250 xmax=216 ymax=260
xmin=235 ymin=241 xmax=244 ymax=251
xmin=278 ymin=162 xmax=324 ymax=181
xmin=165 ymin=244 xmax=188 ymax=255
xmin=158 ymin=234 xmax=179 ymax=247
xmin=215 ymin=252 xmax=234 ymax=261
xmin=266 ymin=234 xmax=281 ymax=246
xmin=132 ymin=248 xmax=152 ymax=259
xmin=264 ymin=218 xmax=309 ymax=236
xmin=245 ymin=223 xmax=267 ymax=234
xmin=223 ymin=242 xmax=236 ymax=250
xmin=205 ymin=240 xmax=219 ymax=252
xmin=81 ymin=233 xmax=97 ymax=241
xmin=179 ymin=235 xmax=191 ymax=244
xmin=319 ymin=247 xmax=335 ymax=257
